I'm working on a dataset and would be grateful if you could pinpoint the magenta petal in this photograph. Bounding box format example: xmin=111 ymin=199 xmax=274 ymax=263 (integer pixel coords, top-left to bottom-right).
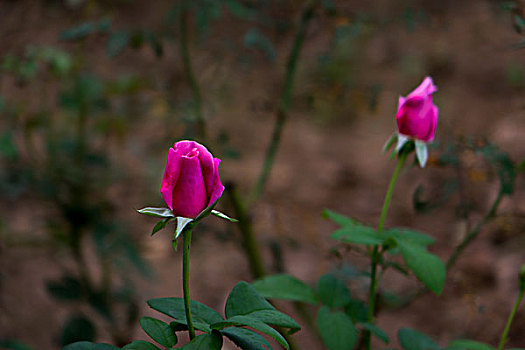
xmin=194 ymin=144 xmax=216 ymax=198
xmin=170 ymin=153 xmax=208 ymax=218
xmin=409 ymin=76 xmax=437 ymax=98
xmin=160 ymin=148 xmax=182 ymax=210
xmin=173 ymin=140 xmax=196 ymax=155
xmin=207 ymin=158 xmax=225 ymax=206
xmin=425 ymin=105 xmax=439 ymax=142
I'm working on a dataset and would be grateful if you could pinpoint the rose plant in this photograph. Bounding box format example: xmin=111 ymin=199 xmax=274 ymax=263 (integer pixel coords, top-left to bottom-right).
xmin=62 ymin=80 xmax=524 ymax=350
xmin=64 ymin=140 xmax=299 ymax=350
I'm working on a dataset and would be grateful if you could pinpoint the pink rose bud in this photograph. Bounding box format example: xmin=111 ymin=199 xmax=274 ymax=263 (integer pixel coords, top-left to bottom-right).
xmin=396 ymin=76 xmax=439 ymax=142
xmin=160 ymin=140 xmax=224 ymax=218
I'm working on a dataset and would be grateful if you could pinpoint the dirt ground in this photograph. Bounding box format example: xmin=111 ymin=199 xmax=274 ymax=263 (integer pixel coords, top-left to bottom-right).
xmin=1 ymin=0 xmax=525 ymax=349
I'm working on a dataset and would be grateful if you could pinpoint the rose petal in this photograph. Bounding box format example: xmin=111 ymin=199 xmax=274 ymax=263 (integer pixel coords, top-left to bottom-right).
xmin=194 ymin=143 xmax=216 ymax=199
xmin=207 ymin=158 xmax=225 ymax=206
xmin=160 ymin=148 xmax=182 ymax=210
xmin=170 ymin=151 xmax=208 ymax=218
xmin=408 ymin=76 xmax=437 ymax=98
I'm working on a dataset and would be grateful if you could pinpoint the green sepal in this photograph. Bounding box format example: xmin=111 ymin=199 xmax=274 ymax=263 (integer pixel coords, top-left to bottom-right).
xmin=211 ymin=210 xmax=238 ymax=222
xmin=383 ymin=133 xmax=398 ymax=153
xmin=415 ymin=140 xmax=428 ymax=168
xmin=151 ymin=218 xmax=174 ymax=236
xmin=396 ymin=134 xmax=410 ymax=152
xmin=175 ymin=217 xmax=194 ymax=241
xmin=137 ymin=207 xmax=174 ymax=218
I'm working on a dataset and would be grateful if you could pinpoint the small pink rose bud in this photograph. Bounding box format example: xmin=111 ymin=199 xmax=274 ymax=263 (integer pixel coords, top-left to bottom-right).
xmin=396 ymin=76 xmax=439 ymax=142
xmin=160 ymin=140 xmax=224 ymax=218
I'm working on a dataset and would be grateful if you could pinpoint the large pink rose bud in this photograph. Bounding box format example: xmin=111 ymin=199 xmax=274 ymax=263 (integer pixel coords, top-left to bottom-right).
xmin=160 ymin=141 xmax=224 ymax=218
xmin=396 ymin=76 xmax=439 ymax=142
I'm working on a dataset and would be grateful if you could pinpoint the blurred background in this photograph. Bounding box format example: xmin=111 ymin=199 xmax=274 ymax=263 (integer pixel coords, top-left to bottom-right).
xmin=0 ymin=0 xmax=524 ymax=349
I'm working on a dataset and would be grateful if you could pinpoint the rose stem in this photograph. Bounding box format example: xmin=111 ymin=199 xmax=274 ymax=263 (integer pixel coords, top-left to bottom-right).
xmin=365 ymin=150 xmax=407 ymax=350
xmin=227 ymin=183 xmax=266 ymax=279
xmin=498 ymin=287 xmax=524 ymax=349
xmin=250 ymin=0 xmax=318 ymax=203
xmin=446 ymin=189 xmax=503 ymax=269
xmin=179 ymin=0 xmax=206 ymax=141
xmin=182 ymin=228 xmax=196 ymax=340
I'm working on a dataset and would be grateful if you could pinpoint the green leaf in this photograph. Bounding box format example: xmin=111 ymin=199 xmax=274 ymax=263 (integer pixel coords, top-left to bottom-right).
xmin=139 ymin=317 xmax=177 ymax=348
xmin=325 ymin=211 xmax=384 ymax=246
xmin=397 ymin=240 xmax=446 ymax=295
xmin=224 ymin=0 xmax=256 ymax=20
xmin=225 ymin=281 xmax=274 ymax=318
xmin=137 ymin=207 xmax=174 ymax=218
xmin=182 ymin=331 xmax=223 ymax=350
xmin=322 ymin=209 xmax=360 ymax=227
xmin=147 ymin=298 xmax=223 ymax=333
xmin=221 ymin=327 xmax=272 ymax=350
xmin=0 ymin=132 xmax=17 ymax=160
xmin=317 ymin=306 xmax=358 ymax=350
xmin=0 ymin=339 xmax=33 ymax=350
xmin=398 ymin=328 xmax=440 ymax=350
xmin=252 ymin=274 xmax=318 ymax=305
xmin=211 ymin=210 xmax=238 ymax=222
xmin=317 ymin=274 xmax=351 ymax=308
xmin=358 ymin=322 xmax=389 ymax=344
xmin=447 ymin=339 xmax=496 ymax=350
xmin=60 ymin=18 xmax=112 ymax=41
xmin=46 ymin=276 xmax=83 ymax=300
xmin=246 ymin=309 xmax=301 ymax=334
xmin=62 ymin=342 xmax=119 ymax=350
xmin=121 ymin=340 xmax=161 ymax=350
xmin=415 ymin=140 xmax=428 ymax=168
xmin=61 ymin=316 xmax=96 ymax=346
xmin=344 ymin=299 xmax=368 ymax=323
xmin=331 ymin=226 xmax=384 ymax=246
xmin=385 ymin=228 xmax=435 ymax=246
xmin=211 ymin=315 xmax=289 ymax=350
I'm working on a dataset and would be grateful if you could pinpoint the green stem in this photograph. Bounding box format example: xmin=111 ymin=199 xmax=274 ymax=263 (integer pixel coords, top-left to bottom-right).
xmin=226 ymin=184 xmax=266 ymax=279
xmin=179 ymin=0 xmax=206 ymax=140
xmin=365 ymin=151 xmax=407 ymax=350
xmin=446 ymin=190 xmax=503 ymax=269
xmin=182 ymin=229 xmax=196 ymax=340
xmin=250 ymin=0 xmax=317 ymax=202
xmin=498 ymin=289 xmax=524 ymax=350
